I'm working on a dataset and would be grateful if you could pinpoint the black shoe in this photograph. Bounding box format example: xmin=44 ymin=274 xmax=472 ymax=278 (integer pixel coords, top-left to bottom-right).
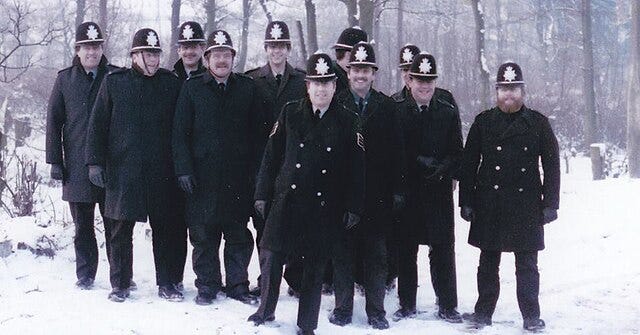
xmin=368 ymin=316 xmax=390 ymax=330
xmin=75 ymin=278 xmax=94 ymax=290
xmin=462 ymin=312 xmax=492 ymax=328
xmin=523 ymin=318 xmax=545 ymax=331
xmin=296 ymin=328 xmax=315 ymax=335
xmin=321 ymin=283 xmax=334 ymax=295
xmin=249 ymin=286 xmax=261 ymax=297
xmin=108 ymin=289 xmax=129 ymax=303
xmin=195 ymin=290 xmax=216 ymax=305
xmin=438 ymin=307 xmax=463 ymax=323
xmin=328 ymin=311 xmax=352 ymax=326
xmin=174 ymin=282 xmax=184 ymax=292
xmin=287 ymin=287 xmax=300 ymax=298
xmin=247 ymin=312 xmax=275 ymax=326
xmin=128 ymin=280 xmax=137 ymax=291
xmin=228 ymin=292 xmax=259 ymax=305
xmin=158 ymin=285 xmax=184 ymax=302
xmin=392 ymin=307 xmax=417 ymax=321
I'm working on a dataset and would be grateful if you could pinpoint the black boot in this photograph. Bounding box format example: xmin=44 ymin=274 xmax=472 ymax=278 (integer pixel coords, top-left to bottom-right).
xmin=462 ymin=312 xmax=492 ymax=328
xmin=392 ymin=306 xmax=417 ymax=321
xmin=228 ymin=292 xmax=259 ymax=305
xmin=438 ymin=307 xmax=463 ymax=323
xmin=368 ymin=316 xmax=390 ymax=329
xmin=247 ymin=312 xmax=275 ymax=326
xmin=523 ymin=318 xmax=545 ymax=331
xmin=195 ymin=289 xmax=217 ymax=305
xmin=108 ymin=289 xmax=129 ymax=303
xmin=75 ymin=278 xmax=94 ymax=290
xmin=328 ymin=311 xmax=352 ymax=326
xmin=158 ymin=285 xmax=184 ymax=302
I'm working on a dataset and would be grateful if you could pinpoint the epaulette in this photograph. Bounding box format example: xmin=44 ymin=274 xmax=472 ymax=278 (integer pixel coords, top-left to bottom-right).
xmin=57 ymin=66 xmax=73 ymax=74
xmin=436 ymin=97 xmax=455 ymax=109
xmin=107 ymin=67 xmax=128 ymax=76
xmin=235 ymin=72 xmax=253 ymax=80
xmin=244 ymin=67 xmax=261 ymax=74
xmin=293 ymin=67 xmax=306 ymax=75
xmin=186 ymin=72 xmax=205 ymax=81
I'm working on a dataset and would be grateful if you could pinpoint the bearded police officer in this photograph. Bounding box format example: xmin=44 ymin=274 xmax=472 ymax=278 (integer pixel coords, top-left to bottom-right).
xmin=459 ymin=62 xmax=560 ymax=332
xmin=392 ymin=44 xmax=420 ymax=102
xmin=248 ymin=52 xmax=365 ymax=335
xmin=173 ymin=21 xmax=207 ymax=82
xmin=86 ymin=28 xmax=183 ymax=303
xmin=46 ymin=22 xmax=119 ymax=290
xmin=394 ymin=52 xmax=464 ymax=323
xmin=245 ymin=20 xmax=306 ymax=297
xmin=332 ymin=26 xmax=368 ymax=94
xmin=329 ymin=42 xmax=405 ymax=330
xmin=172 ymin=30 xmax=266 ymax=306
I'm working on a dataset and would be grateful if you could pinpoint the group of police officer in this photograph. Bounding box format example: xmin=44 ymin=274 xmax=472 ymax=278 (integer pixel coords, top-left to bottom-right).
xmin=46 ymin=19 xmax=560 ymax=335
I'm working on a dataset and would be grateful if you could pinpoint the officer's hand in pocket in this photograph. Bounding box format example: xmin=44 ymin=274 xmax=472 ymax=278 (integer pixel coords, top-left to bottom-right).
xmin=50 ymin=164 xmax=64 ymax=181
xmin=460 ymin=206 xmax=474 ymax=222
xmin=88 ymin=165 xmax=106 ymax=188
xmin=542 ymin=207 xmax=558 ymax=224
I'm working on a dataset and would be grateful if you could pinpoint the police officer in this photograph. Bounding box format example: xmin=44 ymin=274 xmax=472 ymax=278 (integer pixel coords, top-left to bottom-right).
xmin=46 ymin=22 xmax=119 ymax=290
xmin=391 ymin=44 xmax=420 ymax=102
xmin=394 ymin=52 xmax=464 ymax=323
xmin=248 ymin=52 xmax=365 ymax=335
xmin=332 ymin=26 xmax=368 ymax=94
xmin=330 ymin=42 xmax=405 ymax=330
xmin=86 ymin=28 xmax=183 ymax=303
xmin=245 ymin=20 xmax=306 ymax=296
xmin=459 ymin=62 xmax=560 ymax=332
xmin=173 ymin=21 xmax=207 ymax=82
xmin=172 ymin=30 xmax=265 ymax=306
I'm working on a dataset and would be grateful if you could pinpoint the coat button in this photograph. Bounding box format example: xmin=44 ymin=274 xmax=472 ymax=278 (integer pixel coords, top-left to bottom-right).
xmin=497 ymin=146 xmax=502 ymax=151
xmin=320 ymin=200 xmax=326 ymax=206
xmin=291 ymin=184 xmax=297 ymax=189
xmin=495 ymin=166 xmax=501 ymax=171
xmin=296 ymin=163 xmax=301 ymax=168
xmin=494 ymin=185 xmax=499 ymax=190
xmin=518 ymin=188 xmax=524 ymax=192
xmin=317 ymin=192 xmax=322 ymax=197
xmin=322 ymin=169 xmax=327 ymax=174
xmin=299 ymin=143 xmax=304 ymax=148
xmin=521 ymin=168 xmax=526 ymax=172
xmin=326 ymin=147 xmax=332 ymax=152
xmin=523 ymin=146 xmax=528 ymax=151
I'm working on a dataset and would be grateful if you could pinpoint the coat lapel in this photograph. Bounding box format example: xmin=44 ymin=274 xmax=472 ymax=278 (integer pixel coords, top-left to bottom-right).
xmin=499 ymin=106 xmax=533 ymax=140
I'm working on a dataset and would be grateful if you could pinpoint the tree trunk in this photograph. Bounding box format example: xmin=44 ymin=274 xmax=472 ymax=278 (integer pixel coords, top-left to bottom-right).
xmin=305 ymin=0 xmax=318 ymax=54
xmin=396 ymin=0 xmax=404 ymax=90
xmin=358 ymin=0 xmax=374 ymax=39
xmin=75 ymin=0 xmax=86 ymax=28
xmin=99 ymin=0 xmax=108 ymax=52
xmin=204 ymin=0 xmax=217 ymax=34
xmin=471 ymin=0 xmax=491 ymax=109
xmin=258 ymin=0 xmax=272 ymax=22
xmin=339 ymin=0 xmax=358 ymax=27
xmin=628 ymin=1 xmax=640 ymax=178
xmin=296 ymin=20 xmax=308 ymax=61
xmin=168 ymin=0 xmax=181 ymax=67
xmin=236 ymin=0 xmax=251 ymax=72
xmin=581 ymin=0 xmax=599 ymax=146
xmin=494 ymin=0 xmax=503 ymax=55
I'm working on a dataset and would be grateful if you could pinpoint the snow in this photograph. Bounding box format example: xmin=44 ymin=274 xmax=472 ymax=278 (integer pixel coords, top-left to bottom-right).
xmin=0 ymin=157 xmax=639 ymax=334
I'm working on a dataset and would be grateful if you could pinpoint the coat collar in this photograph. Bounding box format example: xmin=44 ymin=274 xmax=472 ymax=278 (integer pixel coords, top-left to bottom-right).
xmin=493 ymin=105 xmax=535 ymax=140
xmin=173 ymin=58 xmax=205 ymax=80
xmin=290 ymin=97 xmax=339 ymax=142
xmin=255 ymin=62 xmax=300 ymax=97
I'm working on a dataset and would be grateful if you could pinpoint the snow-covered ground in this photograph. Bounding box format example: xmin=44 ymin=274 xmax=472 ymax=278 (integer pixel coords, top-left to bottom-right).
xmin=0 ymin=157 xmax=638 ymax=335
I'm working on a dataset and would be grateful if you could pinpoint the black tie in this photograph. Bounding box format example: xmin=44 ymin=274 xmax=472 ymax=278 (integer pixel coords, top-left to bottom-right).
xmin=275 ymin=74 xmax=282 ymax=87
xmin=314 ymin=109 xmax=321 ymax=122
xmin=88 ymin=71 xmax=94 ymax=81
xmin=358 ymin=97 xmax=366 ymax=116
xmin=420 ymin=105 xmax=428 ymax=114
xmin=218 ymin=82 xmax=225 ymax=94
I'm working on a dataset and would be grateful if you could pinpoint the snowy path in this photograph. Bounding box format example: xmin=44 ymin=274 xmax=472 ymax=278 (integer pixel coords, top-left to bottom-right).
xmin=0 ymin=157 xmax=638 ymax=335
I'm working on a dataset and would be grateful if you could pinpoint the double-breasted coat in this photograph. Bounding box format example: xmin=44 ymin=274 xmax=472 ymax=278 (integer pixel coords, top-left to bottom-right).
xmin=46 ymin=56 xmax=119 ymax=203
xmin=254 ymin=98 xmax=365 ymax=257
xmin=459 ymin=106 xmax=560 ymax=252
xmin=172 ymin=72 xmax=267 ymax=227
xmin=397 ymin=88 xmax=463 ymax=245
xmin=85 ymin=67 xmax=181 ymax=222
xmin=335 ymin=89 xmax=405 ymax=236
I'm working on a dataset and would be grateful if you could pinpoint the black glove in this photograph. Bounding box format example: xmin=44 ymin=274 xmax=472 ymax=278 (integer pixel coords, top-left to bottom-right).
xmin=392 ymin=194 xmax=406 ymax=212
xmin=343 ymin=212 xmax=360 ymax=230
xmin=178 ymin=175 xmax=196 ymax=194
xmin=542 ymin=207 xmax=558 ymax=224
xmin=88 ymin=165 xmax=106 ymax=188
xmin=460 ymin=206 xmax=474 ymax=222
xmin=50 ymin=164 xmax=64 ymax=181
xmin=416 ymin=155 xmax=437 ymax=169
xmin=254 ymin=200 xmax=268 ymax=219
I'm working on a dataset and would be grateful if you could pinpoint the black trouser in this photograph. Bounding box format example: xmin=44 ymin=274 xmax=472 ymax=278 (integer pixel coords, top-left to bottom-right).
xmin=68 ymin=201 xmax=111 ymax=281
xmin=189 ymin=218 xmax=253 ymax=297
xmin=385 ymin=216 xmax=402 ymax=285
xmin=107 ymin=220 xmax=135 ymax=290
xmin=474 ymin=250 xmax=540 ymax=320
xmin=397 ymin=242 xmax=458 ymax=310
xmin=253 ymin=248 xmax=328 ymax=331
xmin=173 ymin=196 xmax=188 ymax=285
xmin=332 ymin=233 xmax=387 ymax=319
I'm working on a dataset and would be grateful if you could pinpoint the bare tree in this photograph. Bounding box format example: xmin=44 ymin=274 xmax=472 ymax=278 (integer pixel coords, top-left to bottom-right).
xmin=305 ymin=0 xmax=318 ymax=54
xmin=99 ymin=0 xmax=108 ymax=52
xmin=168 ymin=0 xmax=182 ymax=67
xmin=471 ymin=0 xmax=491 ymax=108
xmin=338 ymin=0 xmax=358 ymax=27
xmin=581 ymin=0 xmax=599 ymax=145
xmin=236 ymin=0 xmax=252 ymax=72
xmin=204 ymin=0 xmax=217 ymax=33
xmin=258 ymin=0 xmax=272 ymax=23
xmin=75 ymin=0 xmax=86 ymax=28
xmin=628 ymin=0 xmax=640 ymax=178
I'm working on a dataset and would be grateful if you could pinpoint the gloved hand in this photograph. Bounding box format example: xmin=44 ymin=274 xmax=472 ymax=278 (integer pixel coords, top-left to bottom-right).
xmin=50 ymin=164 xmax=64 ymax=181
xmin=460 ymin=206 xmax=474 ymax=222
xmin=88 ymin=165 xmax=106 ymax=188
xmin=392 ymin=194 xmax=406 ymax=212
xmin=416 ymin=155 xmax=438 ymax=169
xmin=423 ymin=165 xmax=447 ymax=182
xmin=254 ymin=200 xmax=268 ymax=219
xmin=542 ymin=207 xmax=558 ymax=224
xmin=178 ymin=175 xmax=196 ymax=194
xmin=343 ymin=212 xmax=360 ymax=230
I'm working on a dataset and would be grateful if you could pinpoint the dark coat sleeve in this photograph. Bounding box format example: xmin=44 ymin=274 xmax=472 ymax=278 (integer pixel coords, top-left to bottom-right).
xmin=459 ymin=114 xmax=483 ymax=208
xmin=540 ymin=117 xmax=560 ymax=209
xmin=254 ymin=106 xmax=287 ymax=201
xmin=345 ymin=115 xmax=366 ymax=216
xmin=250 ymin=87 xmax=270 ymax=177
xmin=390 ymin=101 xmax=407 ymax=197
xmin=85 ymin=78 xmax=112 ymax=167
xmin=442 ymin=96 xmax=464 ymax=179
xmin=46 ymin=74 xmax=65 ymax=164
xmin=172 ymin=82 xmax=195 ymax=176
